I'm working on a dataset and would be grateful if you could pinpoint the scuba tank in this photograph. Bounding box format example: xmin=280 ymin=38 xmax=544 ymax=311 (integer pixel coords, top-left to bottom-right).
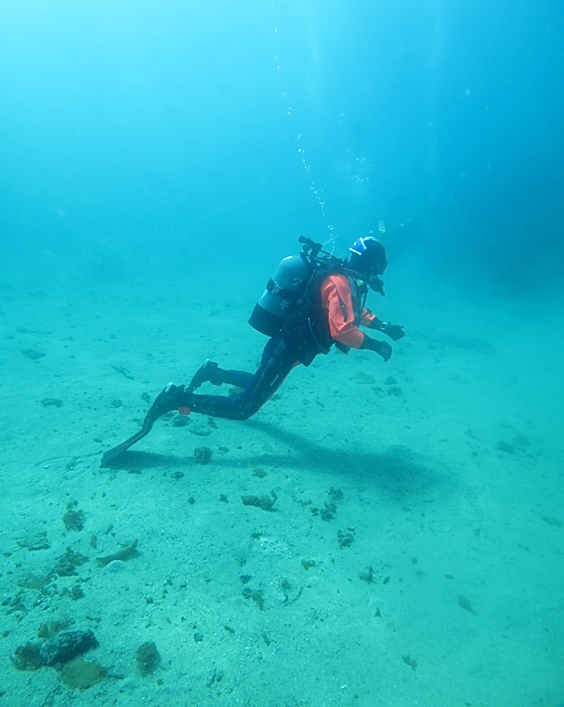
xmin=248 ymin=236 xmax=342 ymax=337
xmin=248 ymin=253 xmax=312 ymax=337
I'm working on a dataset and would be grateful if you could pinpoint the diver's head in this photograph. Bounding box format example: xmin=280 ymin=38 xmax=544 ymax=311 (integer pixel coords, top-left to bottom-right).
xmin=348 ymin=236 xmax=388 ymax=287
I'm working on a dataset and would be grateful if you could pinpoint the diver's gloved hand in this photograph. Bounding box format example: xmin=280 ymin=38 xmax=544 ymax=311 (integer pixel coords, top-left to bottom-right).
xmin=382 ymin=323 xmax=405 ymax=341
xmin=361 ymin=335 xmax=392 ymax=362
xmin=370 ymin=317 xmax=405 ymax=341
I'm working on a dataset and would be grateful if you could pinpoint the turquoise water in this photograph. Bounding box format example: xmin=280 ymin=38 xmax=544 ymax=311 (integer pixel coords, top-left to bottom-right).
xmin=1 ymin=1 xmax=563 ymax=705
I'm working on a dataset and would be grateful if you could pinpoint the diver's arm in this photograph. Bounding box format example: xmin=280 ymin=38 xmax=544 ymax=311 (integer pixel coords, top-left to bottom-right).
xmin=361 ymin=307 xmax=405 ymax=341
xmin=320 ymin=276 xmax=365 ymax=348
xmin=360 ymin=335 xmax=392 ymax=361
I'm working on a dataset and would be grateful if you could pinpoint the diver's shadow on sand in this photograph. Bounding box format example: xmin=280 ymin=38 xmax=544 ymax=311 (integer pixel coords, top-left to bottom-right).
xmin=245 ymin=420 xmax=452 ymax=500
xmin=102 ymin=422 xmax=453 ymax=500
xmin=101 ymin=450 xmax=185 ymax=472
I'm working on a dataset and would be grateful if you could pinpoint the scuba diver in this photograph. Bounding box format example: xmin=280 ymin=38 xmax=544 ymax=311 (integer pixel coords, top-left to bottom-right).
xmin=101 ymin=235 xmax=405 ymax=466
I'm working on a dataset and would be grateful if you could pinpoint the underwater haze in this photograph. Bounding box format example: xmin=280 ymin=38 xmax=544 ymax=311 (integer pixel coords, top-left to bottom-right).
xmin=1 ymin=1 xmax=564 ymax=705
xmin=2 ymin=0 xmax=563 ymax=296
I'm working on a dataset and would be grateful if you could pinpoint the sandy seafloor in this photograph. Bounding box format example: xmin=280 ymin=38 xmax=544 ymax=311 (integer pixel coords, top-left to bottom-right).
xmin=0 ymin=274 xmax=563 ymax=707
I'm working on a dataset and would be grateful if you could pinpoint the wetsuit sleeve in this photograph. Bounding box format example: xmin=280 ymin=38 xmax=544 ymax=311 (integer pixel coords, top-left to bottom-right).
xmin=320 ymin=275 xmax=365 ymax=348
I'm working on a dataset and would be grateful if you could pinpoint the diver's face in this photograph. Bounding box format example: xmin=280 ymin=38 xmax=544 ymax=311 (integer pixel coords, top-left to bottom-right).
xmin=360 ymin=260 xmax=386 ymax=291
xmin=371 ymin=257 xmax=387 ymax=277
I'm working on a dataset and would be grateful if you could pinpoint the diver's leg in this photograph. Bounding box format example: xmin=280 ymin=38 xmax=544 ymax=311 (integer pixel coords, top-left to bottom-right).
xmin=101 ymin=340 xmax=298 ymax=465
xmin=187 ymin=359 xmax=253 ymax=391
xmin=214 ymin=368 xmax=254 ymax=388
xmin=181 ymin=336 xmax=299 ymax=421
xmin=187 ymin=360 xmax=219 ymax=393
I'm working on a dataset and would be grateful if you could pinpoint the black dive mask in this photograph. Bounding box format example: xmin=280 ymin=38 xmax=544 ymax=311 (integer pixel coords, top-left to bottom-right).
xmin=368 ymin=274 xmax=385 ymax=296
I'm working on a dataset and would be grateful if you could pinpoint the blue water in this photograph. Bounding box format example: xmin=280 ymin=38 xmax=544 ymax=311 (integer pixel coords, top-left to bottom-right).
xmin=1 ymin=1 xmax=563 ymax=705
xmin=2 ymin=0 xmax=563 ymax=296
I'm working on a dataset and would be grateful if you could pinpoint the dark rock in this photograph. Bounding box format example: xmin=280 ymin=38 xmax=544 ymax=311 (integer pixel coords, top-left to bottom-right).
xmin=194 ymin=447 xmax=212 ymax=464
xmin=41 ymin=398 xmax=63 ymax=407
xmin=241 ymin=490 xmax=277 ymax=510
xmin=136 ymin=641 xmax=160 ymax=676
xmin=39 ymin=630 xmax=98 ymax=667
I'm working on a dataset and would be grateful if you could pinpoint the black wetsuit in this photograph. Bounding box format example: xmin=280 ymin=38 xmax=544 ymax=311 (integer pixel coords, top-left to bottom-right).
xmin=179 ymin=268 xmax=367 ymax=422
xmin=182 ymin=334 xmax=300 ymax=421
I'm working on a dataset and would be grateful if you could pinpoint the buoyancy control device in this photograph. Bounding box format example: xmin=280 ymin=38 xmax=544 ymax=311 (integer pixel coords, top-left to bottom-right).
xmin=248 ymin=236 xmax=343 ymax=337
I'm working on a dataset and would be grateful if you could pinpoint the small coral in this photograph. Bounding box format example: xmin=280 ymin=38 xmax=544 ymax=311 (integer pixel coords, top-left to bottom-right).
xmin=63 ymin=509 xmax=85 ymax=532
xmin=60 ymin=657 xmax=107 ymax=689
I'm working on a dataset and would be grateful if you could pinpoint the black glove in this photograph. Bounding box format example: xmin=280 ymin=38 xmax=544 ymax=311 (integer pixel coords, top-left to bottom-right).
xmin=361 ymin=335 xmax=392 ymax=362
xmin=382 ymin=323 xmax=405 ymax=341
xmin=370 ymin=317 xmax=405 ymax=341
